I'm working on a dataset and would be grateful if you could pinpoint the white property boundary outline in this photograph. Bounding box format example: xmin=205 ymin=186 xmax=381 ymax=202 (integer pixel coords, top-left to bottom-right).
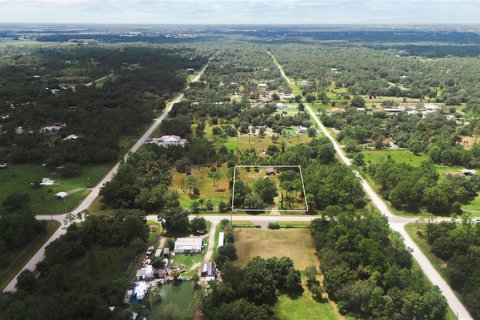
xmin=231 ymin=165 xmax=309 ymax=212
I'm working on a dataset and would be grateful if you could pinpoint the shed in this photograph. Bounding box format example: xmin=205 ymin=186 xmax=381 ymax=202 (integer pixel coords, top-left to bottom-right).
xmin=460 ymin=169 xmax=477 ymax=176
xmin=55 ymin=192 xmax=68 ymax=199
xmin=218 ymin=232 xmax=225 ymax=248
xmin=297 ymin=126 xmax=308 ymax=134
xmin=265 ymin=167 xmax=276 ymax=175
xmin=174 ymin=238 xmax=203 ymax=254
xmin=201 ymin=262 xmax=217 ymax=281
xmin=163 ymin=247 xmax=170 ymax=258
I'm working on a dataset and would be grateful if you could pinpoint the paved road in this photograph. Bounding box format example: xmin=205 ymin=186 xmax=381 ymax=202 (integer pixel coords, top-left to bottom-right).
xmin=3 ymin=65 xmax=208 ymax=293
xmin=269 ymin=54 xmax=472 ymax=319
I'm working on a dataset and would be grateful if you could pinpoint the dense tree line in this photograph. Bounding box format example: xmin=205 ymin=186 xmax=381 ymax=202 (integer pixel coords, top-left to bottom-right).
xmin=310 ymin=211 xmax=448 ymax=319
xmin=202 ymin=256 xmax=301 ymax=320
xmin=0 ymin=212 xmax=149 ymax=320
xmin=100 ymin=147 xmax=179 ymax=211
xmin=421 ymin=219 xmax=480 ymax=318
xmin=270 ymin=44 xmax=480 ymax=106
xmin=0 ymin=193 xmax=46 ymax=268
xmin=368 ymin=158 xmax=480 ymax=214
xmin=0 ymin=46 xmax=207 ymax=168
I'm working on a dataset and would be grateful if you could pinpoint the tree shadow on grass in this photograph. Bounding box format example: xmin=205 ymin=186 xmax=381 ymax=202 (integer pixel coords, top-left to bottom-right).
xmin=282 ymin=285 xmax=304 ymax=300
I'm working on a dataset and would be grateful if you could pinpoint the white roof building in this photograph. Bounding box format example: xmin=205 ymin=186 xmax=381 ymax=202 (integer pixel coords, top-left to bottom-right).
xmin=297 ymin=126 xmax=308 ymax=134
xmin=134 ymin=282 xmax=149 ymax=300
xmin=149 ymin=135 xmax=187 ymax=147
xmin=55 ymin=192 xmax=68 ymax=199
xmin=40 ymin=178 xmax=56 ymax=186
xmin=218 ymin=232 xmax=224 ymax=248
xmin=174 ymin=237 xmax=203 ymax=254
xmin=63 ymin=134 xmax=78 ymax=141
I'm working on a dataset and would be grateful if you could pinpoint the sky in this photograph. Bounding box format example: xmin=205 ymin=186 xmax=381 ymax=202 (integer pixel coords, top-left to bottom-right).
xmin=0 ymin=0 xmax=480 ymax=25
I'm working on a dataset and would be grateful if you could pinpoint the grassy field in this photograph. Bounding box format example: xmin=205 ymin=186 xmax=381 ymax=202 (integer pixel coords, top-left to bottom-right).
xmin=363 ymin=150 xmax=462 ymax=174
xmin=0 ymin=164 xmax=110 ymax=214
xmin=233 ymin=228 xmax=317 ymax=270
xmin=275 ymin=290 xmax=339 ymax=320
xmin=0 ymin=220 xmax=60 ymax=291
xmin=234 ymin=228 xmax=341 ymax=319
xmin=171 ymin=165 xmax=230 ymax=208
xmin=226 ymin=131 xmax=311 ymax=153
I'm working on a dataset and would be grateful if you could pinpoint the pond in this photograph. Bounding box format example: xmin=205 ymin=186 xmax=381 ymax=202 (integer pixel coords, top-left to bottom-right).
xmin=149 ymin=281 xmax=201 ymax=320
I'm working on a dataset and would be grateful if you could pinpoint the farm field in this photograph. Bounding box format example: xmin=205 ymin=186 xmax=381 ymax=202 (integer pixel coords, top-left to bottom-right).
xmin=0 ymin=164 xmax=110 ymax=214
xmin=233 ymin=228 xmax=340 ymax=319
xmin=233 ymin=228 xmax=317 ymax=270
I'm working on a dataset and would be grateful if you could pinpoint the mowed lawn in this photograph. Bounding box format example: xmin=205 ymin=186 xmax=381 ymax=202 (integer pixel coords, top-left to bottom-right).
xmin=363 ymin=150 xmax=462 ymax=174
xmin=171 ymin=165 xmax=230 ymax=208
xmin=234 ymin=228 xmax=340 ymax=320
xmin=0 ymin=164 xmax=109 ymax=214
xmin=275 ymin=293 xmax=339 ymax=320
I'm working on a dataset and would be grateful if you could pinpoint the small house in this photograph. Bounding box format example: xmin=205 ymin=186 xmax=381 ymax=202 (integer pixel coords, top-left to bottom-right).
xmin=258 ymin=83 xmax=268 ymax=90
xmin=163 ymin=247 xmax=170 ymax=258
xmin=55 ymin=192 xmax=68 ymax=200
xmin=40 ymin=178 xmax=55 ymax=186
xmin=297 ymin=126 xmax=308 ymax=134
xmin=134 ymin=282 xmax=148 ymax=300
xmin=265 ymin=167 xmax=276 ymax=175
xmin=201 ymin=262 xmax=217 ymax=281
xmin=149 ymin=135 xmax=187 ymax=147
xmin=174 ymin=238 xmax=203 ymax=254
xmin=0 ymin=163 xmax=7 ymax=169
xmin=460 ymin=169 xmax=477 ymax=176
xmin=136 ymin=265 xmax=154 ymax=281
xmin=63 ymin=134 xmax=78 ymax=141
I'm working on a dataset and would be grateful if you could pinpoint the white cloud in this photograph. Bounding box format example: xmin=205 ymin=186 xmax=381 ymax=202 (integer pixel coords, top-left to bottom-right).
xmin=0 ymin=0 xmax=479 ymax=24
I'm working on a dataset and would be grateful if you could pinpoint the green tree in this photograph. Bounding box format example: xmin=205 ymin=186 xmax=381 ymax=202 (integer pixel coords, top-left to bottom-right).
xmin=208 ymin=169 xmax=222 ymax=188
xmin=185 ymin=175 xmax=197 ymax=195
xmin=285 ymin=268 xmax=301 ymax=290
xmin=350 ymin=96 xmax=365 ymax=108
xmin=191 ymin=216 xmax=207 ymax=233
xmin=254 ymin=178 xmax=278 ymax=204
xmin=244 ymin=257 xmax=277 ymax=305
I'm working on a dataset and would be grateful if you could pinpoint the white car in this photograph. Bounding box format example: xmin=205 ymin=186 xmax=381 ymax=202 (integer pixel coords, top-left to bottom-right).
xmin=146 ymin=246 xmax=154 ymax=256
